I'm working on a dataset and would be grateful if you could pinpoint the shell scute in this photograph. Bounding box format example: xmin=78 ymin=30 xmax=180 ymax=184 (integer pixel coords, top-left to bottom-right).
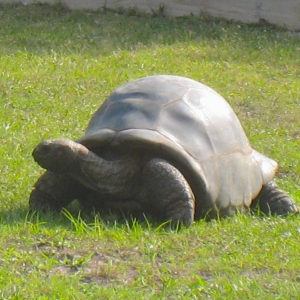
xmin=78 ymin=75 xmax=277 ymax=217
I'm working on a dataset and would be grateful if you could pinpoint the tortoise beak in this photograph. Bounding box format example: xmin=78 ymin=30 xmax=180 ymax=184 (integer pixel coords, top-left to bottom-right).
xmin=32 ymin=140 xmax=57 ymax=169
xmin=33 ymin=140 xmax=51 ymax=159
xmin=32 ymin=138 xmax=78 ymax=172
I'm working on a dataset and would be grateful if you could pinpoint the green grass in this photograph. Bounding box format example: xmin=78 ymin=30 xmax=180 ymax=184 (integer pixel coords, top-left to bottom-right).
xmin=0 ymin=3 xmax=300 ymax=299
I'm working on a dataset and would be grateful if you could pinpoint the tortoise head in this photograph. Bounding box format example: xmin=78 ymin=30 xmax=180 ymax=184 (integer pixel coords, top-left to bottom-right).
xmin=32 ymin=138 xmax=82 ymax=172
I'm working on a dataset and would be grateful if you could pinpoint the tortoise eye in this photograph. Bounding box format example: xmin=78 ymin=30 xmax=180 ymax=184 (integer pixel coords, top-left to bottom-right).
xmin=38 ymin=144 xmax=51 ymax=154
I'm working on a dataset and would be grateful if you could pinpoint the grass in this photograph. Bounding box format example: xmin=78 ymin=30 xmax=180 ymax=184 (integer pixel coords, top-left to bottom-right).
xmin=0 ymin=2 xmax=300 ymax=298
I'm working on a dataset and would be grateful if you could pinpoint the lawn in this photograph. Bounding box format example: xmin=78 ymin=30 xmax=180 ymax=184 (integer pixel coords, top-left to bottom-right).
xmin=0 ymin=3 xmax=299 ymax=299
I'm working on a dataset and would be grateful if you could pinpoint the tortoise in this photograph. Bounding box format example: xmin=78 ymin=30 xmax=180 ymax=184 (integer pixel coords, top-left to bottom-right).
xmin=30 ymin=75 xmax=298 ymax=226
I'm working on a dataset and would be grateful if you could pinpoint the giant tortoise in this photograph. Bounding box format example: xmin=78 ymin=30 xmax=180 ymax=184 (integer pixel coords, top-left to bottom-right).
xmin=30 ymin=75 xmax=298 ymax=226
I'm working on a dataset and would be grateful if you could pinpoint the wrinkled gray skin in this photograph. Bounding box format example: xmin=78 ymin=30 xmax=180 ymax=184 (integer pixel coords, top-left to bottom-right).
xmin=30 ymin=75 xmax=298 ymax=226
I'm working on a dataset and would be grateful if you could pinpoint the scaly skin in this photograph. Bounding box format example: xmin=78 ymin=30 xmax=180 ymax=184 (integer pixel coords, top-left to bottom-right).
xmin=30 ymin=139 xmax=196 ymax=226
xmin=30 ymin=139 xmax=298 ymax=226
xmin=29 ymin=171 xmax=88 ymax=211
xmin=139 ymin=158 xmax=195 ymax=227
xmin=251 ymin=181 xmax=299 ymax=216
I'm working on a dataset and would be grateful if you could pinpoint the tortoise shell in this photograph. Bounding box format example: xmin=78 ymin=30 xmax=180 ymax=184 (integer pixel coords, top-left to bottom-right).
xmin=77 ymin=75 xmax=277 ymax=218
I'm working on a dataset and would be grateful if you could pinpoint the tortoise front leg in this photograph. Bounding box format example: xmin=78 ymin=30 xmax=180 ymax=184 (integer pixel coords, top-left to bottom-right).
xmin=140 ymin=158 xmax=195 ymax=227
xmin=29 ymin=171 xmax=87 ymax=212
xmin=251 ymin=181 xmax=299 ymax=216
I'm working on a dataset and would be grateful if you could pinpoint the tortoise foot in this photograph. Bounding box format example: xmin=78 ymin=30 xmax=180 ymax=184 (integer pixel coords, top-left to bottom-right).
xmin=141 ymin=158 xmax=195 ymax=227
xmin=251 ymin=181 xmax=299 ymax=216
xmin=29 ymin=171 xmax=85 ymax=213
xmin=29 ymin=188 xmax=62 ymax=212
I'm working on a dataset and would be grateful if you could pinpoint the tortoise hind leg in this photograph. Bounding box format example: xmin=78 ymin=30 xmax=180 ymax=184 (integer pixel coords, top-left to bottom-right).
xmin=251 ymin=181 xmax=299 ymax=216
xmin=29 ymin=171 xmax=87 ymax=212
xmin=140 ymin=158 xmax=195 ymax=227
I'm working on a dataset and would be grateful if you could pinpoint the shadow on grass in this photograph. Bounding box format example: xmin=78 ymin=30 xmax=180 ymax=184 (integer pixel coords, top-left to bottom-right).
xmin=0 ymin=205 xmax=31 ymax=224
xmin=0 ymin=203 xmax=70 ymax=227
xmin=0 ymin=201 xmax=172 ymax=232
xmin=0 ymin=2 xmax=287 ymax=59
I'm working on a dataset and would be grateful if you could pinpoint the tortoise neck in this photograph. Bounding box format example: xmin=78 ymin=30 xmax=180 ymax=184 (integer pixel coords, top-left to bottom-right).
xmin=71 ymin=147 xmax=142 ymax=197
